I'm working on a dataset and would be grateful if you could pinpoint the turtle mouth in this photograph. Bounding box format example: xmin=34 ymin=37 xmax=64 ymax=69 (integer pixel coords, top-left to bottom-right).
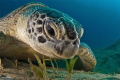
xmin=52 ymin=39 xmax=80 ymax=59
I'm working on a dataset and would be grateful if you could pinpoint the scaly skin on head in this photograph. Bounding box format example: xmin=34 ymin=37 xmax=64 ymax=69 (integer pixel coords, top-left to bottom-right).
xmin=20 ymin=3 xmax=81 ymax=59
xmin=0 ymin=2 xmax=96 ymax=71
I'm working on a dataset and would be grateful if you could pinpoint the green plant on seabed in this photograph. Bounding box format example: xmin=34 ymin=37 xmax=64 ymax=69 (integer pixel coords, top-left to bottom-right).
xmin=0 ymin=58 xmax=3 ymax=73
xmin=46 ymin=58 xmax=59 ymax=79
xmin=65 ymin=57 xmax=78 ymax=80
xmin=28 ymin=52 xmax=48 ymax=80
xmin=12 ymin=57 xmax=19 ymax=69
xmin=49 ymin=58 xmax=58 ymax=75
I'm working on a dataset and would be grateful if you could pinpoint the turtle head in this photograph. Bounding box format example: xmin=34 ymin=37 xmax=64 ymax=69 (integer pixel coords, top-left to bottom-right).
xmin=26 ymin=9 xmax=83 ymax=59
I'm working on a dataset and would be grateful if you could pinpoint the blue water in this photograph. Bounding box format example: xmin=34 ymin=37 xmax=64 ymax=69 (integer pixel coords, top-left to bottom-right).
xmin=0 ymin=0 xmax=120 ymax=49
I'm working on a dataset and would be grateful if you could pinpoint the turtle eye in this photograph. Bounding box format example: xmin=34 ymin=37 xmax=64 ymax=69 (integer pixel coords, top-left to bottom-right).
xmin=46 ymin=24 xmax=55 ymax=36
xmin=68 ymin=31 xmax=76 ymax=40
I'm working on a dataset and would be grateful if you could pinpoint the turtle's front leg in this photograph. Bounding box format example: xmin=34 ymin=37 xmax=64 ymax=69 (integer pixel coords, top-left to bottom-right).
xmin=74 ymin=42 xmax=96 ymax=71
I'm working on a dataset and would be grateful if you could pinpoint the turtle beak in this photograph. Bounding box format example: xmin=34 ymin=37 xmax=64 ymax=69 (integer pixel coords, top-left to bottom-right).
xmin=53 ymin=38 xmax=80 ymax=59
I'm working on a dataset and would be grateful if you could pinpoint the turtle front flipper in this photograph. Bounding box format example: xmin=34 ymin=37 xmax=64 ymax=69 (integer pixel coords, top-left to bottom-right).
xmin=74 ymin=42 xmax=96 ymax=71
xmin=0 ymin=31 xmax=42 ymax=60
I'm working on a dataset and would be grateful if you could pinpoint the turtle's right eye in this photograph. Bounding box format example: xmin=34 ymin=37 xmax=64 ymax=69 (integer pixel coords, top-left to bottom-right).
xmin=68 ymin=31 xmax=77 ymax=40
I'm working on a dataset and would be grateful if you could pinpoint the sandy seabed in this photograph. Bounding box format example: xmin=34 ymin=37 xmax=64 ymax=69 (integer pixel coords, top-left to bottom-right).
xmin=0 ymin=59 xmax=120 ymax=80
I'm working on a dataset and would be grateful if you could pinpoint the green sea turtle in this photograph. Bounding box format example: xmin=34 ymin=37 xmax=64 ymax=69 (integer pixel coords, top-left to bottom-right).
xmin=0 ymin=2 xmax=96 ymax=71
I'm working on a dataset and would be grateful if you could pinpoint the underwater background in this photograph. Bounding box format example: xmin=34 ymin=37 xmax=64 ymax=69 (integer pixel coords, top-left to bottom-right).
xmin=0 ymin=0 xmax=120 ymax=49
xmin=0 ymin=0 xmax=120 ymax=78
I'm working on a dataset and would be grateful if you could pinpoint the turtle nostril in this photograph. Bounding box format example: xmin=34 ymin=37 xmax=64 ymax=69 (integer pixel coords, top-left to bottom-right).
xmin=73 ymin=40 xmax=76 ymax=45
xmin=73 ymin=39 xmax=78 ymax=45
